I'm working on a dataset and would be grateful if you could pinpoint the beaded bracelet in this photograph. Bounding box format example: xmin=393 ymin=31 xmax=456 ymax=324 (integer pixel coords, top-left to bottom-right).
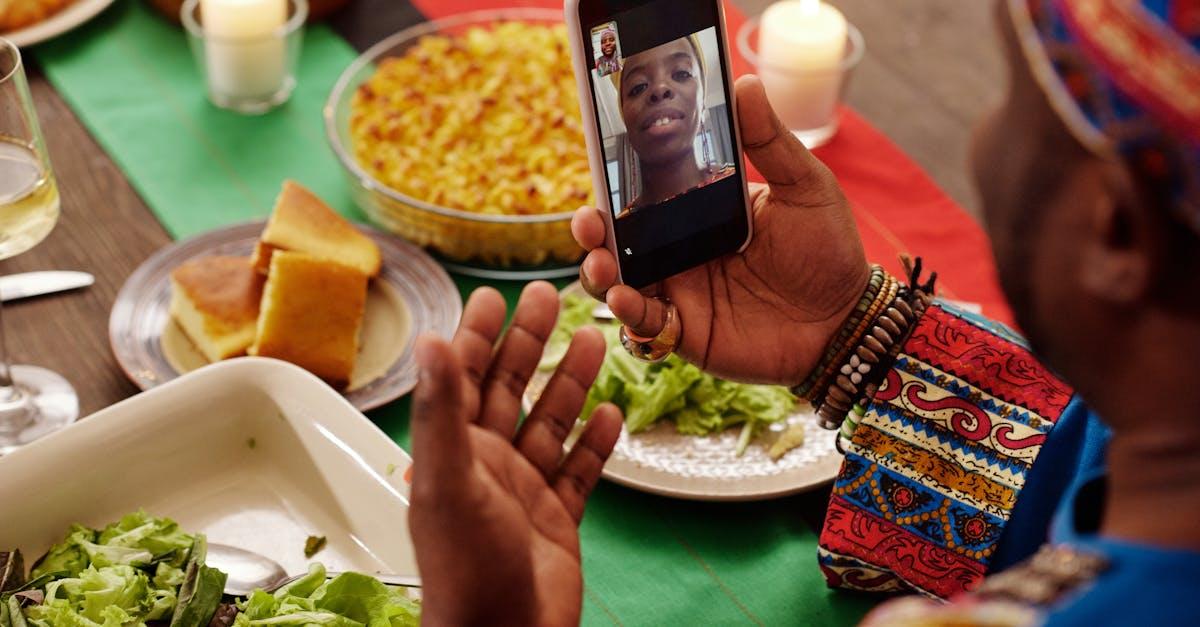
xmin=816 ymin=287 xmax=915 ymax=428
xmin=801 ymin=272 xmax=897 ymax=407
xmin=834 ymin=291 xmax=934 ymax=446
xmin=824 ymin=257 xmax=938 ymax=440
xmin=793 ymin=265 xmax=886 ymax=398
xmin=806 ymin=276 xmax=898 ymax=407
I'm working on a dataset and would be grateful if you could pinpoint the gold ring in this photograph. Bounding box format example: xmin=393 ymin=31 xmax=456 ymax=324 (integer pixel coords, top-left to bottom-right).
xmin=619 ymin=301 xmax=680 ymax=362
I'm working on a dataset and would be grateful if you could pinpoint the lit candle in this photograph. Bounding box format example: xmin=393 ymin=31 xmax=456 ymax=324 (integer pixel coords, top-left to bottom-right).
xmin=757 ymin=0 xmax=848 ymax=139
xmin=199 ymin=0 xmax=288 ymax=102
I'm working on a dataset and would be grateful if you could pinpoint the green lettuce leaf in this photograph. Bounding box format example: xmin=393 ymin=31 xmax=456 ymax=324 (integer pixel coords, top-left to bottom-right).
xmin=18 ymin=514 xmax=204 ymax=626
xmin=622 ymin=359 xmax=703 ymax=432
xmin=686 ymin=377 xmax=740 ymax=416
xmin=311 ymin=572 xmax=419 ymax=627
xmin=233 ymin=611 xmax=361 ymax=626
xmin=236 ymin=568 xmax=418 ymax=627
xmin=548 ymin=295 xmax=799 ymax=454
xmin=152 ymin=561 xmax=186 ymax=591
xmin=30 ymin=526 xmax=94 ymax=580
xmin=672 ymin=407 xmax=725 ymax=435
xmin=730 ymin=385 xmax=796 ymax=422
xmin=273 ymin=563 xmax=326 ymax=601
xmin=238 ymin=590 xmax=280 ymax=620
xmin=77 ymin=542 xmax=153 ymax=569
xmin=170 ymin=536 xmax=224 ymax=627
xmin=31 ymin=512 xmax=195 ymax=583
xmin=72 ymin=566 xmax=148 ymax=621
xmin=26 ymin=565 xmax=148 ymax=626
xmin=26 ymin=601 xmax=139 ymax=627
xmin=5 ymin=596 xmax=25 ymax=627
xmin=96 ymin=511 xmax=194 ymax=569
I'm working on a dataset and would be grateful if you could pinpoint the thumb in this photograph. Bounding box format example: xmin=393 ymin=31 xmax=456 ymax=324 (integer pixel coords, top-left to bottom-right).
xmin=410 ymin=333 xmax=471 ymax=488
xmin=606 ymin=284 xmax=671 ymax=340
xmin=735 ymin=75 xmax=841 ymax=208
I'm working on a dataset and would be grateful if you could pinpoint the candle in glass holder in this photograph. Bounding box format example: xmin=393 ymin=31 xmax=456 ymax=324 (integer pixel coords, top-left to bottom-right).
xmin=199 ymin=0 xmax=288 ymax=101
xmin=757 ymin=0 xmax=848 ymax=138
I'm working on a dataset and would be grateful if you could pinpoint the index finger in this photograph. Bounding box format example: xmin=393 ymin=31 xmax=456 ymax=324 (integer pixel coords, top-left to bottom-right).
xmin=571 ymin=206 xmax=608 ymax=251
xmin=410 ymin=334 xmax=471 ymax=491
xmin=580 ymin=248 xmax=619 ymax=302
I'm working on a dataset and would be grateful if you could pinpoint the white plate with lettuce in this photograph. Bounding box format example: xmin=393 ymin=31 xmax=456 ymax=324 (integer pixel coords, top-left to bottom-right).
xmin=527 ymin=284 xmax=843 ymax=501
xmin=0 ymin=357 xmax=420 ymax=623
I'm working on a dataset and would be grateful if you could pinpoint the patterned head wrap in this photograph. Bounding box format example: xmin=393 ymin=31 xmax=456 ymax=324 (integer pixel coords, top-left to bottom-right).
xmin=598 ymin=28 xmax=618 ymax=53
xmin=1009 ymin=0 xmax=1200 ymax=233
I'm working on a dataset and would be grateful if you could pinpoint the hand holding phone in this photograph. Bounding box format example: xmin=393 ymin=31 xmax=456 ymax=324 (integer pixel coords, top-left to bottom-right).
xmin=572 ymin=76 xmax=871 ymax=387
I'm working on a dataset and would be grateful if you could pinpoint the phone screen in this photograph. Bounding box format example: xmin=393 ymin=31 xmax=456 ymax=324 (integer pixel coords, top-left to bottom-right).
xmin=579 ymin=0 xmax=749 ymax=287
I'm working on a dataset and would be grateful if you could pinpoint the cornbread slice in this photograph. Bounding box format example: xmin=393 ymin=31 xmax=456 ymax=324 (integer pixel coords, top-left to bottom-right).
xmin=249 ymin=251 xmax=368 ymax=388
xmin=252 ymin=181 xmax=382 ymax=277
xmin=169 ymin=256 xmax=265 ymax=362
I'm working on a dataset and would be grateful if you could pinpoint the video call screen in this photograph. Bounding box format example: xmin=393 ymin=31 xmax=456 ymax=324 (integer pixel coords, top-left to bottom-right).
xmin=582 ymin=0 xmax=746 ymax=256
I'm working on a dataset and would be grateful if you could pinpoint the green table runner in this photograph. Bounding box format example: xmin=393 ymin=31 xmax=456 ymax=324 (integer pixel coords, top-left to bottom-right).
xmin=34 ymin=2 xmax=875 ymax=623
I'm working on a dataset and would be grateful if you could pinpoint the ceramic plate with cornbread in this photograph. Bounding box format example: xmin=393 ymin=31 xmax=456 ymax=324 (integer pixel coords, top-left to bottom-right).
xmin=110 ymin=181 xmax=461 ymax=410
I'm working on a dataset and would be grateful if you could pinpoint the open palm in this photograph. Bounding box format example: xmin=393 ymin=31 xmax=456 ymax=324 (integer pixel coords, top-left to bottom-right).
xmin=573 ymin=76 xmax=869 ymax=385
xmin=408 ymin=283 xmax=622 ymax=627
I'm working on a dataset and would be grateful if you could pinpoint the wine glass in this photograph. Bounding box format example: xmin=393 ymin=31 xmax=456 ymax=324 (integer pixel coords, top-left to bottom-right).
xmin=0 ymin=38 xmax=78 ymax=454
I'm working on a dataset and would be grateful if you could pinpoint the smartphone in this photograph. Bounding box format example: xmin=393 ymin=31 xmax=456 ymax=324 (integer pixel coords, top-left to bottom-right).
xmin=566 ymin=0 xmax=753 ymax=288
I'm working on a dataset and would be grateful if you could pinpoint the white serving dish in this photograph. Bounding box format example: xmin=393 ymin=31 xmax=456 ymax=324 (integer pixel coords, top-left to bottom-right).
xmin=0 ymin=357 xmax=416 ymax=578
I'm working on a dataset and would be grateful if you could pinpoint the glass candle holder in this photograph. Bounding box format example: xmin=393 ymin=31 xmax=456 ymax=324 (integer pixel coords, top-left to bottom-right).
xmin=737 ymin=16 xmax=864 ymax=148
xmin=182 ymin=0 xmax=308 ymax=114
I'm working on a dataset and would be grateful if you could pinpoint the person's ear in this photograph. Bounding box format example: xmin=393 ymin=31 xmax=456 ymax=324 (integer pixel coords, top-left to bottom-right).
xmin=1077 ymin=160 xmax=1151 ymax=304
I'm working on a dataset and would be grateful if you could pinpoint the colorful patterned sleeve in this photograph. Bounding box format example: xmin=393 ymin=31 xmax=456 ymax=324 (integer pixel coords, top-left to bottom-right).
xmin=816 ymin=302 xmax=1074 ymax=599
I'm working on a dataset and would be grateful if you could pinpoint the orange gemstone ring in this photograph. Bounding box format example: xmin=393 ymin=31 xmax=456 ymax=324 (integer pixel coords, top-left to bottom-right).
xmin=619 ymin=301 xmax=681 ymax=362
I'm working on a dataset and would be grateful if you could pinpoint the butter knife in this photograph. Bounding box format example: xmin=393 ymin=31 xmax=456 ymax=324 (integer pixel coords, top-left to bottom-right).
xmin=0 ymin=271 xmax=94 ymax=302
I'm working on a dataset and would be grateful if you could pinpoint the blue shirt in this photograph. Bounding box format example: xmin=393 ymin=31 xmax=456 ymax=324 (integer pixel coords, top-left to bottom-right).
xmin=991 ymin=397 xmax=1110 ymax=570
xmin=1042 ymin=526 xmax=1200 ymax=624
xmin=989 ymin=400 xmax=1200 ymax=624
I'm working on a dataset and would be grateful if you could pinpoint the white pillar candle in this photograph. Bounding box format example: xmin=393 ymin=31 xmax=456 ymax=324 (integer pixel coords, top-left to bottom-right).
xmin=200 ymin=0 xmax=288 ymax=100
xmin=757 ymin=0 xmax=848 ymax=133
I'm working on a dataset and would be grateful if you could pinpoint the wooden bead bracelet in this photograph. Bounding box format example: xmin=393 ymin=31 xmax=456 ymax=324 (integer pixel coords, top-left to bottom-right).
xmin=793 ymin=265 xmax=887 ymax=398
xmin=807 ymin=256 xmax=938 ymax=433
xmin=803 ymin=273 xmax=897 ymax=410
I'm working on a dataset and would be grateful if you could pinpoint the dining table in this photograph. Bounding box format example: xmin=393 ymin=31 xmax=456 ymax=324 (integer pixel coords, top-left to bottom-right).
xmin=8 ymin=0 xmax=1007 ymax=624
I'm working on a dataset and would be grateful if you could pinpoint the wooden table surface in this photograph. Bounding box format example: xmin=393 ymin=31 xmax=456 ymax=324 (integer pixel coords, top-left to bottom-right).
xmin=6 ymin=0 xmax=1003 ymax=417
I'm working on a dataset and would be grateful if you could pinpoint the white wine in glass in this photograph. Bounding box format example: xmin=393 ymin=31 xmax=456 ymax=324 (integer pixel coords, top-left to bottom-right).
xmin=0 ymin=138 xmax=60 ymax=257
xmin=0 ymin=37 xmax=78 ymax=455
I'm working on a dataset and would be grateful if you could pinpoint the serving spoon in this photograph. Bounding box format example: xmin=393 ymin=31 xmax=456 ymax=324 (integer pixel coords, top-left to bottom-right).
xmin=207 ymin=543 xmax=422 ymax=597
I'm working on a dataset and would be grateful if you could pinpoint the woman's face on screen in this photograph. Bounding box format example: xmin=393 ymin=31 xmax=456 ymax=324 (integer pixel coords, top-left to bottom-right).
xmin=601 ymin=32 xmax=617 ymax=57
xmin=619 ymin=38 xmax=703 ymax=166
